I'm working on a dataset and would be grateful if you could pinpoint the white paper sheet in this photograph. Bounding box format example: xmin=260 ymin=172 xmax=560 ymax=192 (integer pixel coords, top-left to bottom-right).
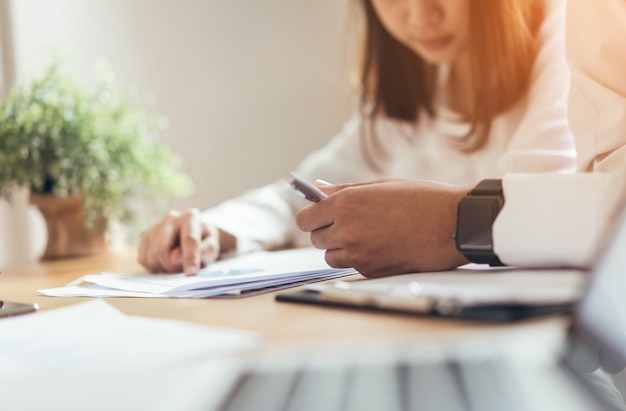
xmin=0 ymin=300 xmax=261 ymax=379
xmin=39 ymin=247 xmax=357 ymax=298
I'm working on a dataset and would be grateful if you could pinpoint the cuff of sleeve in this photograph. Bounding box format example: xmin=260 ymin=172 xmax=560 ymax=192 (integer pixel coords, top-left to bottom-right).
xmin=218 ymin=236 xmax=262 ymax=260
xmin=493 ymin=173 xmax=619 ymax=268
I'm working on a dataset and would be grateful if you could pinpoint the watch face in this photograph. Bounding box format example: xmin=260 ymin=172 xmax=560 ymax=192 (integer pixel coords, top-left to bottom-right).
xmin=456 ymin=196 xmax=503 ymax=251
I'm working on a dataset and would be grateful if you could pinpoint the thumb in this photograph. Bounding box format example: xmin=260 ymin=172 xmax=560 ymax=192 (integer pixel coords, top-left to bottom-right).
xmin=315 ymin=179 xmax=340 ymax=195
xmin=316 ymin=179 xmax=368 ymax=195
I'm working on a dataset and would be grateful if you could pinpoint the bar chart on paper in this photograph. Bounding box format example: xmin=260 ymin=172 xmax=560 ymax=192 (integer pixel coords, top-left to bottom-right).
xmin=39 ymin=247 xmax=358 ymax=298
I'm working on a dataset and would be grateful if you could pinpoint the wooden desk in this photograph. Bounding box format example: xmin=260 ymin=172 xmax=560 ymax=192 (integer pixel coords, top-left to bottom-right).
xmin=0 ymin=251 xmax=568 ymax=347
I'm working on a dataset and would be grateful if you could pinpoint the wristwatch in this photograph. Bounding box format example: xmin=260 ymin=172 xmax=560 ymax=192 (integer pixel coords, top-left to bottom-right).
xmin=454 ymin=179 xmax=505 ymax=266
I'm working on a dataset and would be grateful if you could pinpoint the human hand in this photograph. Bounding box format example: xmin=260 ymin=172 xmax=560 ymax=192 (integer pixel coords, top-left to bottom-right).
xmin=295 ymin=179 xmax=472 ymax=278
xmin=138 ymin=208 xmax=233 ymax=275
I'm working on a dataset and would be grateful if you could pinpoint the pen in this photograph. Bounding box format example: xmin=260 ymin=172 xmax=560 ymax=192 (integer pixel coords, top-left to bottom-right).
xmin=288 ymin=172 xmax=328 ymax=202
xmin=409 ymin=282 xmax=463 ymax=315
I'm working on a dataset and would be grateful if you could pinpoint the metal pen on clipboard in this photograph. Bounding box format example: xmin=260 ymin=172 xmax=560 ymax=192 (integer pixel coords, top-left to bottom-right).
xmin=408 ymin=281 xmax=464 ymax=316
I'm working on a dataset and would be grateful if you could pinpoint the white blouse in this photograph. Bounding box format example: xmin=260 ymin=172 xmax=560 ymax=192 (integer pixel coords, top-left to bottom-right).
xmin=203 ymin=0 xmax=576 ymax=256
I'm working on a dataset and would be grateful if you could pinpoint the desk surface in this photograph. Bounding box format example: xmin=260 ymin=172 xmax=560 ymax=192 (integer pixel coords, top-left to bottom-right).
xmin=0 ymin=251 xmax=568 ymax=346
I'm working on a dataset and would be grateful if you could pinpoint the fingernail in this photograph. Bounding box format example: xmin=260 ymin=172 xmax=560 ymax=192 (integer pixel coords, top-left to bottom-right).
xmin=315 ymin=179 xmax=333 ymax=187
xmin=184 ymin=265 xmax=197 ymax=276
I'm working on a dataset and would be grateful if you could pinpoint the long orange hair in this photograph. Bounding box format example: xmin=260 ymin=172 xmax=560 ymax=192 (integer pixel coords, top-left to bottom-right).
xmin=357 ymin=0 xmax=545 ymax=156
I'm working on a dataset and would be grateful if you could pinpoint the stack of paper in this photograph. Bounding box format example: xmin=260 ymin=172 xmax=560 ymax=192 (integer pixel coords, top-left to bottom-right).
xmin=39 ymin=247 xmax=357 ymax=298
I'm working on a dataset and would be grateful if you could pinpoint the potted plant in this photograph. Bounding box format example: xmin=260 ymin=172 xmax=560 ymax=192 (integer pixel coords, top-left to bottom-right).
xmin=0 ymin=53 xmax=194 ymax=259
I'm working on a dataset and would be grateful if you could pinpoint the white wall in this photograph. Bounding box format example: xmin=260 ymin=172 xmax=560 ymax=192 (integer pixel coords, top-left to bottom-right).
xmin=0 ymin=0 xmax=355 ymax=262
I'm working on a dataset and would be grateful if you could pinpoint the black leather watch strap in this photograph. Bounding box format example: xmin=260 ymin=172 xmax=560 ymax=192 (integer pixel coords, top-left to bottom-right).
xmin=469 ymin=179 xmax=503 ymax=197
xmin=455 ymin=179 xmax=505 ymax=266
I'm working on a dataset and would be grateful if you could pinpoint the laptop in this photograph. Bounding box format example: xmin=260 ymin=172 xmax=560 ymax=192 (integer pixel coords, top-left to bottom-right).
xmin=147 ymin=206 xmax=626 ymax=411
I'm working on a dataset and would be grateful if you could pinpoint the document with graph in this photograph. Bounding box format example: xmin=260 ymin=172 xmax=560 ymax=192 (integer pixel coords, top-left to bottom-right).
xmin=39 ymin=247 xmax=357 ymax=298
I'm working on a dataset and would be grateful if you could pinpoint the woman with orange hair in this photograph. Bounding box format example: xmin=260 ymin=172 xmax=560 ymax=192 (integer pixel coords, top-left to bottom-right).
xmin=139 ymin=0 xmax=573 ymax=275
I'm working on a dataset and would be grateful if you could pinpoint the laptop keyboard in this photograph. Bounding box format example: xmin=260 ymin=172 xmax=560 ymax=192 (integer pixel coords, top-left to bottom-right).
xmin=216 ymin=357 xmax=522 ymax=411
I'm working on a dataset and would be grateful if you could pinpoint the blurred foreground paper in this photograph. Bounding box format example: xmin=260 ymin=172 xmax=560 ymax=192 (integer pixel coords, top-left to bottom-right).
xmin=39 ymin=247 xmax=357 ymax=298
xmin=0 ymin=300 xmax=261 ymax=379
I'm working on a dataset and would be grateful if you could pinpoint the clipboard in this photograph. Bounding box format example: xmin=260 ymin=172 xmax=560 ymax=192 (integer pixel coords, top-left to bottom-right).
xmin=275 ymin=268 xmax=587 ymax=322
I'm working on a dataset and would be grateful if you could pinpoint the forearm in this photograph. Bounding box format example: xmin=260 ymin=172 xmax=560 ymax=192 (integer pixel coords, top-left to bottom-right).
xmin=202 ymin=180 xmax=304 ymax=256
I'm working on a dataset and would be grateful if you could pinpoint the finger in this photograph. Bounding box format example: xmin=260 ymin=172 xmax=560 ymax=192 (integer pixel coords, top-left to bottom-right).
xmin=325 ymin=248 xmax=388 ymax=277
xmin=309 ymin=224 xmax=342 ymax=250
xmin=138 ymin=232 xmax=159 ymax=273
xmin=169 ymin=247 xmax=183 ymax=266
xmin=324 ymin=248 xmax=353 ymax=269
xmin=153 ymin=214 xmax=184 ymax=273
xmin=180 ymin=209 xmax=203 ymax=275
xmin=295 ymin=202 xmax=335 ymax=232
xmin=316 ymin=179 xmax=384 ymax=196
xmin=198 ymin=225 xmax=221 ymax=268
xmin=314 ymin=179 xmax=338 ymax=196
xmin=140 ymin=225 xmax=175 ymax=273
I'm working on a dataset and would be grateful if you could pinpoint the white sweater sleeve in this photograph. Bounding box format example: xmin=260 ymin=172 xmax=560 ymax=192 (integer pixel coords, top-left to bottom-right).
xmin=201 ymin=115 xmax=381 ymax=254
xmin=493 ymin=0 xmax=626 ymax=268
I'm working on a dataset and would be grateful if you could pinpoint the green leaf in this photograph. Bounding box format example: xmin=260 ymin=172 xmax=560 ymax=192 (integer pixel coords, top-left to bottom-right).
xmin=0 ymin=50 xmax=195 ymax=231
